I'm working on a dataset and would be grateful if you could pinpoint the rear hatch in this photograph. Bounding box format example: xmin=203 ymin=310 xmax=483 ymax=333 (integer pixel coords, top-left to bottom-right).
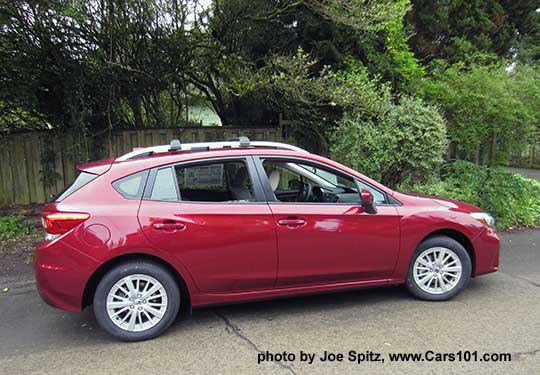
xmin=41 ymin=158 xmax=114 ymax=240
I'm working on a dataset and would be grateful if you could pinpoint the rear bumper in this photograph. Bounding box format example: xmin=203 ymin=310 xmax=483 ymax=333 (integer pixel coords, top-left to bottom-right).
xmin=472 ymin=227 xmax=500 ymax=276
xmin=34 ymin=238 xmax=99 ymax=312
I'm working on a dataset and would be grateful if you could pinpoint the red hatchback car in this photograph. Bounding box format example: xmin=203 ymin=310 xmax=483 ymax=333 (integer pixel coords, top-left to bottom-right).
xmin=35 ymin=138 xmax=499 ymax=341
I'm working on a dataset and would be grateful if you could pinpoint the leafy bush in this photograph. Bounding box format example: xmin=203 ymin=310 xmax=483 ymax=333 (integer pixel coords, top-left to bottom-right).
xmin=330 ymin=95 xmax=447 ymax=187
xmin=401 ymin=161 xmax=540 ymax=230
xmin=0 ymin=215 xmax=35 ymax=241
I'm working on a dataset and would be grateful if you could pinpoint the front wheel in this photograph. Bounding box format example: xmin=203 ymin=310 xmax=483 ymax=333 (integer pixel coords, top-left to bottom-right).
xmin=406 ymin=236 xmax=472 ymax=301
xmin=93 ymin=260 xmax=180 ymax=341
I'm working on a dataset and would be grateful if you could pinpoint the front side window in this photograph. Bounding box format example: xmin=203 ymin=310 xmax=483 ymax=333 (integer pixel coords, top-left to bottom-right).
xmin=262 ymin=160 xmax=386 ymax=204
xmin=149 ymin=159 xmax=255 ymax=203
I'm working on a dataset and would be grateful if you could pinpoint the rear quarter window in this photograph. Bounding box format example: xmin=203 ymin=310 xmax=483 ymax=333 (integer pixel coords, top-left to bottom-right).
xmin=54 ymin=172 xmax=98 ymax=202
xmin=112 ymin=170 xmax=149 ymax=199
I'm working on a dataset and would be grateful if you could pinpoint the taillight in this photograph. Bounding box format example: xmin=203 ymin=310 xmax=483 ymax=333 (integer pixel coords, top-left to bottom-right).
xmin=42 ymin=212 xmax=90 ymax=236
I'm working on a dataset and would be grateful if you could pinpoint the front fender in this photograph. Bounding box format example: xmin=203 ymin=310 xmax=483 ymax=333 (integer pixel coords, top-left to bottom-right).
xmin=392 ymin=208 xmax=484 ymax=281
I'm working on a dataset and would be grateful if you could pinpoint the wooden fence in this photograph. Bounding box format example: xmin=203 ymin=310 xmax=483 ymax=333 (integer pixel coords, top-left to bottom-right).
xmin=0 ymin=127 xmax=281 ymax=206
xmin=510 ymin=133 xmax=540 ymax=168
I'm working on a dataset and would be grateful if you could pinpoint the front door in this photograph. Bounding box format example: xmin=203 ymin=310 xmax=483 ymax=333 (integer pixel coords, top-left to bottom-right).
xmin=257 ymin=157 xmax=400 ymax=287
xmin=138 ymin=157 xmax=277 ymax=293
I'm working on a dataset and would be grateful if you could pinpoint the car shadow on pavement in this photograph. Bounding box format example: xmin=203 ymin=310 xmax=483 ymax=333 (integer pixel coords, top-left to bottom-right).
xmin=5 ymin=277 xmax=494 ymax=353
xmin=77 ymin=285 xmax=413 ymax=344
xmin=168 ymin=277 xmax=496 ymax=336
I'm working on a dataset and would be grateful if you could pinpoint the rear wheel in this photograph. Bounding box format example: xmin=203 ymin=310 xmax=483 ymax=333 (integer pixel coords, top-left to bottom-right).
xmin=406 ymin=236 xmax=472 ymax=301
xmin=93 ymin=260 xmax=180 ymax=341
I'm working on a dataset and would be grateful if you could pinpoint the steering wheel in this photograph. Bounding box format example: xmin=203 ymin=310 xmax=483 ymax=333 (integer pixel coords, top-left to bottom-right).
xmin=312 ymin=186 xmax=324 ymax=202
xmin=299 ymin=181 xmax=312 ymax=202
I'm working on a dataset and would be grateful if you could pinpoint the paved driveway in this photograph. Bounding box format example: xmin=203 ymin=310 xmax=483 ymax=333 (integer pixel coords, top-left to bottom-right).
xmin=1 ymin=230 xmax=539 ymax=374
xmin=507 ymin=167 xmax=540 ymax=181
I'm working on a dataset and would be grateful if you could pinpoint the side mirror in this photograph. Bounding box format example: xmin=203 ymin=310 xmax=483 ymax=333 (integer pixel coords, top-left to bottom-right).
xmin=360 ymin=188 xmax=377 ymax=214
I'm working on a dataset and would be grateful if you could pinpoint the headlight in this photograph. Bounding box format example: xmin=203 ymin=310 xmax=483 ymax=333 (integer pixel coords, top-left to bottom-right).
xmin=470 ymin=212 xmax=496 ymax=228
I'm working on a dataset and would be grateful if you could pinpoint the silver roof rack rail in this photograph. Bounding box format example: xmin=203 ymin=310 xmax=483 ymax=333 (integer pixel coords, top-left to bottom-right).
xmin=116 ymin=138 xmax=308 ymax=161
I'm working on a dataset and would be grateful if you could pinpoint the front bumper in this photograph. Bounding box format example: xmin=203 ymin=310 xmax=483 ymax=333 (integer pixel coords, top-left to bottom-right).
xmin=34 ymin=238 xmax=99 ymax=312
xmin=472 ymin=226 xmax=500 ymax=276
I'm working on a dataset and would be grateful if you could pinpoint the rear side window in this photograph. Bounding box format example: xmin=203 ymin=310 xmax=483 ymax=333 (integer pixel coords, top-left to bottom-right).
xmin=176 ymin=161 xmax=254 ymax=202
xmin=148 ymin=160 xmax=255 ymax=202
xmin=112 ymin=170 xmax=148 ymax=199
xmin=150 ymin=168 xmax=178 ymax=201
xmin=54 ymin=172 xmax=98 ymax=202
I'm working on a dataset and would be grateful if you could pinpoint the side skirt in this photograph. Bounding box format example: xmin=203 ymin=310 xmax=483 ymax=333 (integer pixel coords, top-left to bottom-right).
xmin=191 ymin=278 xmax=403 ymax=307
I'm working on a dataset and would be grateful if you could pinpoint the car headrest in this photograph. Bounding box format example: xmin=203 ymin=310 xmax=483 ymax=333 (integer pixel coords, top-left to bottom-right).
xmin=268 ymin=170 xmax=280 ymax=190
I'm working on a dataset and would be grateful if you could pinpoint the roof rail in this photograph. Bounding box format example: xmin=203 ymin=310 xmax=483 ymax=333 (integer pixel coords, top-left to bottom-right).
xmin=116 ymin=138 xmax=308 ymax=161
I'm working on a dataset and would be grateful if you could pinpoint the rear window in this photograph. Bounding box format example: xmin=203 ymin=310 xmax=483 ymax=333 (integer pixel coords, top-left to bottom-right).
xmin=54 ymin=172 xmax=98 ymax=202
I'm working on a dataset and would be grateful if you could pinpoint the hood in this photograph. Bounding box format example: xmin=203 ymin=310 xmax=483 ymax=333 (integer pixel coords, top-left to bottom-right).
xmin=395 ymin=191 xmax=482 ymax=213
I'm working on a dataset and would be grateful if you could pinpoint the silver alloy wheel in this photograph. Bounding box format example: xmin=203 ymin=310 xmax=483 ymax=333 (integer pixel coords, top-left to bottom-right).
xmin=106 ymin=274 xmax=168 ymax=332
xmin=413 ymin=247 xmax=463 ymax=295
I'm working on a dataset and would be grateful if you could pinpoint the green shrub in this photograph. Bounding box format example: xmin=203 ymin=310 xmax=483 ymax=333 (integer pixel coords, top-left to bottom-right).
xmin=401 ymin=161 xmax=540 ymax=230
xmin=0 ymin=215 xmax=35 ymax=241
xmin=330 ymin=95 xmax=447 ymax=187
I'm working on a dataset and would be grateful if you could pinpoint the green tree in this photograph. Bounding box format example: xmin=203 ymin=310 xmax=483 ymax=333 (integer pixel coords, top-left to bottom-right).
xmin=417 ymin=62 xmax=537 ymax=165
xmin=408 ymin=0 xmax=540 ymax=64
xmin=189 ymin=0 xmax=424 ymax=126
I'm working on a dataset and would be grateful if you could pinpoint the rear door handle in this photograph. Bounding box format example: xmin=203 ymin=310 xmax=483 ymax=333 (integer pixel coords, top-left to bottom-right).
xmin=152 ymin=221 xmax=186 ymax=231
xmin=277 ymin=218 xmax=306 ymax=227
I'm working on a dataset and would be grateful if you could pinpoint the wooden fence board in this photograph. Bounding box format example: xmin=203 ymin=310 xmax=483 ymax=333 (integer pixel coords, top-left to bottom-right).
xmin=11 ymin=135 xmax=31 ymax=204
xmin=0 ymin=127 xmax=281 ymax=206
xmin=24 ymin=133 xmax=39 ymax=203
xmin=0 ymin=138 xmax=13 ymax=206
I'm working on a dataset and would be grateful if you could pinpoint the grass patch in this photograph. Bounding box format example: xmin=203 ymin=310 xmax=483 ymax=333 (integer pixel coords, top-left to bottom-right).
xmin=0 ymin=215 xmax=35 ymax=241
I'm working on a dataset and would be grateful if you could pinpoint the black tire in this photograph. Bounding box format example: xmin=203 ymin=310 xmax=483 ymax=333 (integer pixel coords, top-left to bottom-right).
xmin=406 ymin=235 xmax=472 ymax=301
xmin=93 ymin=260 xmax=180 ymax=341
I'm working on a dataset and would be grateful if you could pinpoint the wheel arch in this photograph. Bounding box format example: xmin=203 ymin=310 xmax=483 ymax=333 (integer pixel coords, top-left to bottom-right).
xmin=82 ymin=253 xmax=192 ymax=313
xmin=421 ymin=228 xmax=476 ymax=276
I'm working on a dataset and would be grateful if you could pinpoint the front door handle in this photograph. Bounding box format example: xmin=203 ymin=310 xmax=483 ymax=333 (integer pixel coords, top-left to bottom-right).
xmin=152 ymin=221 xmax=186 ymax=231
xmin=277 ymin=218 xmax=306 ymax=228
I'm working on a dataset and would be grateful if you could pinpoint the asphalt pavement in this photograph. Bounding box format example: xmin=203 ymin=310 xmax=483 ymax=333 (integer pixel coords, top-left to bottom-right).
xmin=1 ymin=230 xmax=539 ymax=374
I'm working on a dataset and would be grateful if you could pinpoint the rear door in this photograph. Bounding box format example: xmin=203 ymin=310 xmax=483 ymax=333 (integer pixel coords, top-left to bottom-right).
xmin=138 ymin=156 xmax=277 ymax=293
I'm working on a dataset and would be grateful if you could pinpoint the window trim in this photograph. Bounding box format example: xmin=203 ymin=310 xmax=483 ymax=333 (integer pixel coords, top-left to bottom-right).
xmin=143 ymin=156 xmax=267 ymax=204
xmin=253 ymin=156 xmax=401 ymax=206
